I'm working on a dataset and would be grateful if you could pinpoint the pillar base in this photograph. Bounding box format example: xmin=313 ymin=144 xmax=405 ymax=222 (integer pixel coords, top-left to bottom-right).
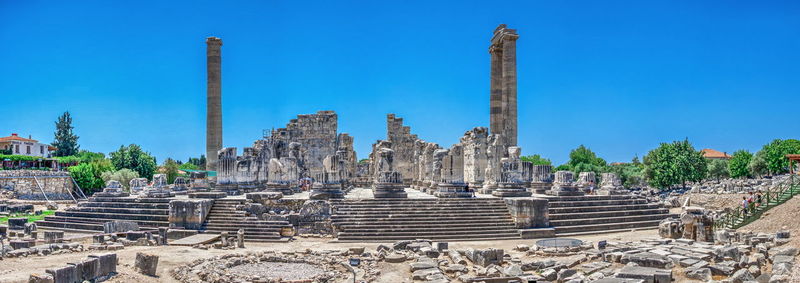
xmin=264 ymin=183 xmax=294 ymax=196
xmin=434 ymin=183 xmax=473 ymax=198
xmin=373 ymin=182 xmax=407 ymax=198
xmin=492 ymin=182 xmax=532 ymax=197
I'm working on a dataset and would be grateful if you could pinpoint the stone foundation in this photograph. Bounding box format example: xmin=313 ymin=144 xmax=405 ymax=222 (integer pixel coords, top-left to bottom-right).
xmin=434 ymin=183 xmax=473 ymax=198
xmin=0 ymin=170 xmax=74 ymax=200
xmin=169 ymin=199 xmax=214 ymax=230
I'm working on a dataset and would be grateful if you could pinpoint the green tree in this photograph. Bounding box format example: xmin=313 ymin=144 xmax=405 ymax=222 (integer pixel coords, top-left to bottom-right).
xmin=520 ymin=154 xmax=552 ymax=166
xmin=608 ymin=162 xmax=645 ymax=188
xmin=728 ymin=150 xmax=753 ymax=178
xmin=51 ymin=112 xmax=80 ymax=157
xmin=748 ymin=150 xmax=768 ymax=177
xmin=109 ymin=144 xmax=157 ymax=180
xmin=559 ymin=145 xmax=607 ymax=180
xmin=100 ymin=168 xmax=139 ymax=190
xmin=760 ymin=139 xmax=800 ymax=175
xmin=179 ymin=162 xmax=200 ymax=171
xmin=163 ymin=158 xmax=180 ymax=184
xmin=76 ymin=150 xmax=105 ymax=162
xmin=68 ymin=159 xmax=114 ymax=194
xmin=187 ymin=155 xmax=206 ymax=168
xmin=643 ymin=139 xmax=707 ymax=189
xmin=707 ymin=159 xmax=729 ymax=181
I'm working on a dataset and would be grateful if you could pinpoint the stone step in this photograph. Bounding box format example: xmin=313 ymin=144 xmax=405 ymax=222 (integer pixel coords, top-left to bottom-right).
xmin=79 ymin=202 xmax=171 ymax=209
xmin=541 ymin=195 xmax=640 ymax=201
xmin=331 ymin=214 xmax=513 ymax=221
xmin=555 ymin=226 xmax=658 ymax=237
xmin=55 ymin=211 xmax=169 ymax=222
xmin=67 ymin=207 xmax=169 ymax=215
xmin=43 ymin=216 xmax=169 ymax=227
xmin=339 ymin=225 xmax=518 ymax=233
xmin=202 ymin=226 xmax=285 ymax=233
xmin=334 ymin=235 xmax=521 ymax=242
xmin=549 ymin=203 xmax=662 ymax=213
xmin=35 ymin=220 xmax=104 ymax=232
xmin=333 ymin=209 xmax=511 ymax=216
xmin=336 ymin=231 xmax=520 ymax=241
xmin=553 ymin=220 xmax=663 ymax=234
xmin=89 ymin=197 xmax=172 ymax=203
xmin=548 ymin=199 xmax=648 ymax=207
xmin=334 ymin=219 xmax=516 ymax=228
xmin=334 ymin=205 xmax=508 ymax=211
xmin=550 ymin=214 xmax=669 ymax=228
xmin=549 ymin=209 xmax=669 ymax=220
xmin=337 ymin=228 xmax=519 ymax=237
xmin=202 ymin=230 xmax=282 ymax=240
xmin=205 ymin=221 xmax=291 ymax=228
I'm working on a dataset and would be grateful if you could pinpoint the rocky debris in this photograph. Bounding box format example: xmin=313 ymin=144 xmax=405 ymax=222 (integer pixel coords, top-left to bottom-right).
xmin=1 ymin=242 xmax=83 ymax=259
xmin=171 ymin=249 xmax=380 ymax=283
xmin=135 ymin=252 xmax=159 ymax=276
xmin=384 ymin=253 xmax=407 ymax=263
xmin=465 ymin=248 xmax=504 ymax=267
xmin=685 ymin=267 xmax=712 ymax=281
xmin=32 ymin=253 xmax=117 ymax=283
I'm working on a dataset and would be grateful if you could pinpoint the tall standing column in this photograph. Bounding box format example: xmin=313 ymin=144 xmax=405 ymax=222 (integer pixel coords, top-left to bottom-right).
xmin=488 ymin=24 xmax=519 ymax=151
xmin=206 ymin=37 xmax=223 ymax=171
xmin=501 ymin=33 xmax=518 ymax=147
xmin=489 ymin=46 xmax=504 ymax=140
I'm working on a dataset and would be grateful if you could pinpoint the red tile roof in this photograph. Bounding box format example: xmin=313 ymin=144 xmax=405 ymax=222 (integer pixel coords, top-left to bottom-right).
xmin=701 ymin=148 xmax=731 ymax=159
xmin=0 ymin=133 xmax=38 ymax=143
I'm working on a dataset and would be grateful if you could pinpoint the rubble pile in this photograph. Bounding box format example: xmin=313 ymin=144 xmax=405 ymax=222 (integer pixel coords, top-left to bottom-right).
xmin=171 ymin=249 xmax=380 ymax=283
xmin=87 ymin=231 xmax=162 ymax=251
xmin=689 ymin=175 xmax=791 ymax=194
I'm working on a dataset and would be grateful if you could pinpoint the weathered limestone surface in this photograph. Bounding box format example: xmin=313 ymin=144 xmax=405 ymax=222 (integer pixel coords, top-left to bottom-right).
xmin=504 ymin=197 xmax=549 ymax=228
xmin=598 ymin=172 xmax=626 ymax=195
xmin=372 ymin=142 xmax=407 ymax=198
xmin=489 ymin=24 xmax=519 ymax=150
xmin=169 ymin=199 xmax=214 ymax=230
xmin=492 ymin=147 xmax=532 ymax=197
xmin=206 ymin=36 xmax=223 ymax=172
xmin=549 ymin=171 xmax=584 ymax=196
xmin=461 ymin=127 xmax=488 ymax=189
xmin=480 ymin=134 xmax=503 ymax=194
xmin=529 ymin=165 xmax=553 ymax=194
xmin=0 ymin=170 xmax=73 ymax=200
xmin=215 ymin=111 xmax=356 ymax=191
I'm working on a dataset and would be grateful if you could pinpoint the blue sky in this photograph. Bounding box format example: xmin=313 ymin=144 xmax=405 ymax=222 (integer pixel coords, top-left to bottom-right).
xmin=1 ymin=1 xmax=798 ymax=165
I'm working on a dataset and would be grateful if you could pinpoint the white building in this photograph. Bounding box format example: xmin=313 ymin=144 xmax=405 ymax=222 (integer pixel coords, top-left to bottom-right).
xmin=0 ymin=133 xmax=55 ymax=157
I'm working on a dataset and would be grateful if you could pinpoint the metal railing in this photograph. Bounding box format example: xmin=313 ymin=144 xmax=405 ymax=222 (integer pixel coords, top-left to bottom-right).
xmin=714 ymin=174 xmax=799 ymax=229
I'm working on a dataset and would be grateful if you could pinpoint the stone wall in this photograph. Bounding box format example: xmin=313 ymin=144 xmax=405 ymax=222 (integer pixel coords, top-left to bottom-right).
xmin=169 ymin=199 xmax=214 ymax=230
xmin=216 ymin=111 xmax=357 ymax=186
xmin=0 ymin=170 xmax=74 ymax=200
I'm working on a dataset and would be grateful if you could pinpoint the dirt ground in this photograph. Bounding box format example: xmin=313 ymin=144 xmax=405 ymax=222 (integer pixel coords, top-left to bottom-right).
xmin=0 ymin=229 xmax=661 ymax=283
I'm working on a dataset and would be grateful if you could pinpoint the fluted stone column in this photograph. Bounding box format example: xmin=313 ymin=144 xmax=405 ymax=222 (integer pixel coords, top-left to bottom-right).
xmin=489 ymin=46 xmax=504 ymax=142
xmin=548 ymin=170 xmax=583 ymax=196
xmin=576 ymin=171 xmax=596 ymax=193
xmin=488 ymin=24 xmax=519 ymax=151
xmin=529 ymin=165 xmax=553 ymax=194
xmin=501 ymin=34 xmax=518 ymax=147
xmin=206 ymin=37 xmax=223 ymax=172
xmin=598 ymin=172 xmax=626 ymax=195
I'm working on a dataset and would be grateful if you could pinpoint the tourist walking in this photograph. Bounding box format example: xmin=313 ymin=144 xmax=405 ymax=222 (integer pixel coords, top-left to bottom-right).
xmin=742 ymin=196 xmax=749 ymax=216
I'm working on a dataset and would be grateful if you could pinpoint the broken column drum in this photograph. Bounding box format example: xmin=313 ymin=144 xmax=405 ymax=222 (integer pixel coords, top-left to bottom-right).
xmin=529 ymin=165 xmax=553 ymax=194
xmin=576 ymin=171 xmax=596 ymax=193
xmin=372 ymin=146 xmax=407 ymax=198
xmin=598 ymin=172 xmax=626 ymax=195
xmin=548 ymin=171 xmax=584 ymax=196
xmin=309 ymin=154 xmax=345 ymax=199
xmin=492 ymin=147 xmax=532 ymax=197
xmin=435 ymin=145 xmax=472 ymax=198
xmin=480 ymin=134 xmax=503 ymax=194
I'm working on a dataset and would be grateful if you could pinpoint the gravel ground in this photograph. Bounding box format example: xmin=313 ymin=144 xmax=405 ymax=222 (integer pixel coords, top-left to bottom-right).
xmin=227 ymin=262 xmax=325 ymax=280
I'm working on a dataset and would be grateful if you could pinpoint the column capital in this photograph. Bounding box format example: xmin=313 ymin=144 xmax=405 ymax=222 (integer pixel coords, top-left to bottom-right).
xmin=206 ymin=36 xmax=223 ymax=46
